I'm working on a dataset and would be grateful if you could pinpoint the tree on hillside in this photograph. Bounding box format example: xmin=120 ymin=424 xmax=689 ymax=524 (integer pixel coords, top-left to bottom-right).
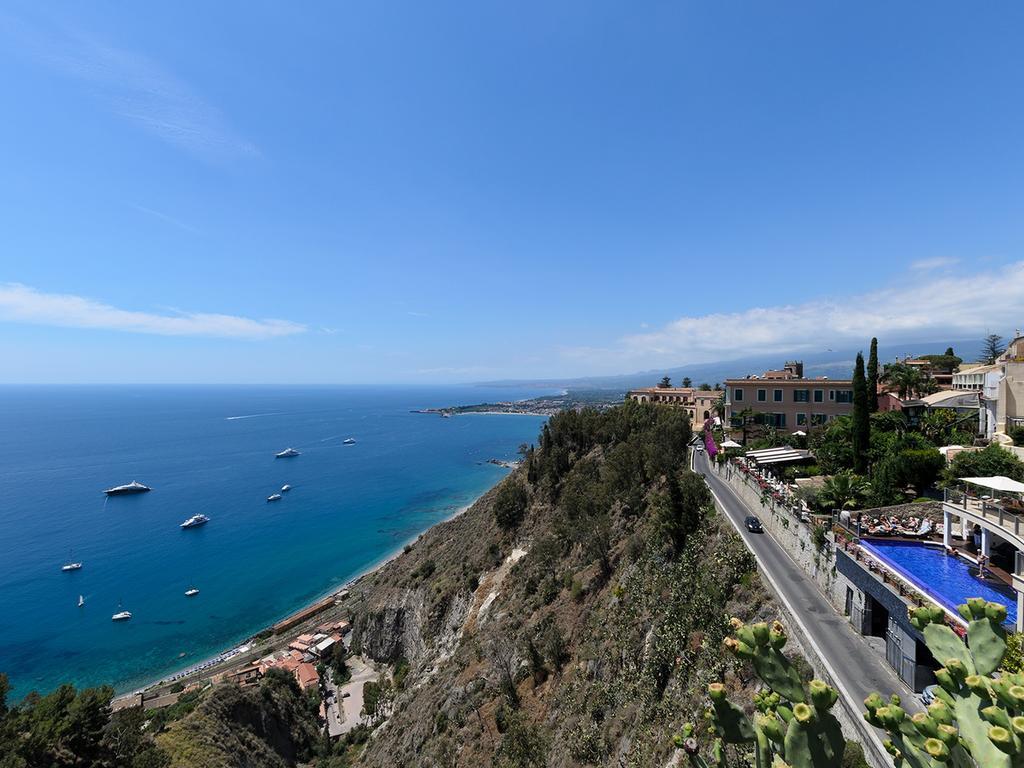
xmin=866 ymin=337 xmax=879 ymax=413
xmin=494 ymin=480 xmax=528 ymax=530
xmin=981 ymin=333 xmax=1006 ymax=364
xmin=698 ymin=382 xmax=712 ymax=391
xmin=658 ymin=376 xmax=672 ymax=388
xmin=652 ymin=470 xmax=711 ymax=558
xmin=681 ymin=376 xmax=693 ymax=388
xmin=852 ymin=353 xmax=870 ymax=474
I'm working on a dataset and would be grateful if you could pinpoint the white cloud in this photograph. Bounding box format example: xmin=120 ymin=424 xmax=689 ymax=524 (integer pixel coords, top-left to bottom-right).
xmin=5 ymin=16 xmax=256 ymax=161
xmin=910 ymin=256 xmax=960 ymax=270
xmin=563 ymin=260 xmax=1024 ymax=370
xmin=0 ymin=284 xmax=305 ymax=340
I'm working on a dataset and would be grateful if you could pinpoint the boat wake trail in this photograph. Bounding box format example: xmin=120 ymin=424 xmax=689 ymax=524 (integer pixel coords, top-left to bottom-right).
xmin=225 ymin=413 xmax=283 ymax=421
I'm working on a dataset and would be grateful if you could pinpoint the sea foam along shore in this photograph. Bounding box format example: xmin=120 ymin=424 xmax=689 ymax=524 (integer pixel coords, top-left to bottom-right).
xmin=116 ymin=496 xmax=483 ymax=703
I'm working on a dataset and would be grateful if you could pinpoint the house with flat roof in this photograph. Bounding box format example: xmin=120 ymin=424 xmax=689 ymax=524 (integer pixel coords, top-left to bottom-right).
xmin=724 ymin=361 xmax=853 ymax=437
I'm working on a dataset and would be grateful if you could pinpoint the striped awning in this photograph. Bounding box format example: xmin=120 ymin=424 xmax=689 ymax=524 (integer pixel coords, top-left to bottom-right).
xmin=745 ymin=446 xmax=812 ymax=465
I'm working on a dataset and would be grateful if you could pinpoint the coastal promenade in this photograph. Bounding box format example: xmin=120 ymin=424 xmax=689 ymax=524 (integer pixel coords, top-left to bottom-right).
xmin=694 ymin=451 xmax=907 ymax=767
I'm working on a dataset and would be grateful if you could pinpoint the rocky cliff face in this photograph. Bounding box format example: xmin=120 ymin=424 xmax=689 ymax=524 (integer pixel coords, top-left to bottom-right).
xmin=336 ymin=404 xmax=781 ymax=768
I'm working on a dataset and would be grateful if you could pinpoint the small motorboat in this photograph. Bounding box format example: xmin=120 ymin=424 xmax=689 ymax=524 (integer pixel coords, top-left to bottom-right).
xmin=267 ymin=493 xmax=282 ymax=502
xmin=343 ymin=437 xmax=356 ymax=445
xmin=112 ymin=602 xmax=132 ymax=621
xmin=62 ymin=550 xmax=83 ymax=571
xmin=275 ymin=448 xmax=300 ymax=458
xmin=185 ymin=587 xmax=200 ymax=597
xmin=180 ymin=514 xmax=209 ymax=529
xmin=281 ymin=484 xmax=291 ymax=492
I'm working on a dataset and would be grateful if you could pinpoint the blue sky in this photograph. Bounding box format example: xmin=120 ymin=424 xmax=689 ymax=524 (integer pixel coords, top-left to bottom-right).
xmin=1 ymin=2 xmax=1024 ymax=383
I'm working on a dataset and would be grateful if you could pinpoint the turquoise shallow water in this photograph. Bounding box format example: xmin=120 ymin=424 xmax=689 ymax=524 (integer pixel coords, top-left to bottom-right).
xmin=0 ymin=386 xmax=547 ymax=698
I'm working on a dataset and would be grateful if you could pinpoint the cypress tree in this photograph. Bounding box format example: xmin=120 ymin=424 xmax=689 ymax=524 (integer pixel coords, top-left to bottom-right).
xmin=866 ymin=337 xmax=879 ymax=413
xmin=852 ymin=352 xmax=870 ymax=475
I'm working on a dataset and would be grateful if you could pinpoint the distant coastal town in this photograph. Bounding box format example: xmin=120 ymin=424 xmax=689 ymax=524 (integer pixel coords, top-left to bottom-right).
xmin=414 ymin=389 xmax=624 ymax=417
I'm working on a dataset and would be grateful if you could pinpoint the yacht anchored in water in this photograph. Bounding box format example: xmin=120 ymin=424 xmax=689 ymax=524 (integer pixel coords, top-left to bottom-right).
xmin=343 ymin=437 xmax=356 ymax=445
xmin=185 ymin=586 xmax=200 ymax=597
xmin=112 ymin=603 xmax=132 ymax=621
xmin=104 ymin=480 xmax=151 ymax=495
xmin=275 ymin=448 xmax=300 ymax=458
xmin=281 ymin=484 xmax=291 ymax=492
xmin=180 ymin=514 xmax=209 ymax=529
xmin=62 ymin=551 xmax=82 ymax=571
xmin=267 ymin=493 xmax=282 ymax=502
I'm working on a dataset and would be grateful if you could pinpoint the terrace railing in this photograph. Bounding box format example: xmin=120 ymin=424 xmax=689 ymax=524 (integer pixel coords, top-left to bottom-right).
xmin=943 ymin=487 xmax=1024 ymax=545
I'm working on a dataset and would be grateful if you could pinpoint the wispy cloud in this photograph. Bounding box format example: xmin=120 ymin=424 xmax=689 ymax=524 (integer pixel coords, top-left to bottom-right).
xmin=0 ymin=283 xmax=304 ymax=339
xmin=130 ymin=204 xmax=200 ymax=234
xmin=563 ymin=260 xmax=1024 ymax=370
xmin=910 ymin=256 xmax=960 ymax=271
xmin=4 ymin=15 xmax=256 ymax=161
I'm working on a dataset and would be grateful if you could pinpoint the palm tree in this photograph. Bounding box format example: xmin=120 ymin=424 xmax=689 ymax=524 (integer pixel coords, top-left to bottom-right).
xmin=818 ymin=471 xmax=871 ymax=511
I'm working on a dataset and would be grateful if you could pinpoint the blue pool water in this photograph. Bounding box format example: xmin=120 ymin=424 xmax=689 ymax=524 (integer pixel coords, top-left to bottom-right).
xmin=861 ymin=539 xmax=1018 ymax=626
xmin=0 ymin=386 xmax=548 ymax=698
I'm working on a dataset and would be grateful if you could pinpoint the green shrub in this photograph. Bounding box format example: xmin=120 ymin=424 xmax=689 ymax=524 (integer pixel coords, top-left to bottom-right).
xmin=495 ymin=480 xmax=529 ymax=530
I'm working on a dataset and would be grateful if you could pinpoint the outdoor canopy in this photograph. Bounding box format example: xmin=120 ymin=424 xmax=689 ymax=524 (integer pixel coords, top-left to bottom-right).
xmin=720 ymin=439 xmax=742 ymax=449
xmin=959 ymin=476 xmax=1024 ymax=494
xmin=744 ymin=446 xmax=812 ymax=465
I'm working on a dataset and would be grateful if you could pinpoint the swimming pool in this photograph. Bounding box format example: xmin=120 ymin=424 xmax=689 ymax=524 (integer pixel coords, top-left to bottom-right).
xmin=860 ymin=539 xmax=1018 ymax=627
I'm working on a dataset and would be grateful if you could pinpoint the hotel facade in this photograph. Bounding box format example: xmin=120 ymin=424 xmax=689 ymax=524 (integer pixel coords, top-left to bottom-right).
xmin=723 ymin=361 xmax=854 ymax=432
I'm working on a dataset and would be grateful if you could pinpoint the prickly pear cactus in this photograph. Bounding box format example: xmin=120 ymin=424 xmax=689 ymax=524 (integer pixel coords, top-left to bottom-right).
xmin=865 ymin=599 xmax=1020 ymax=768
xmin=675 ymin=618 xmax=843 ymax=768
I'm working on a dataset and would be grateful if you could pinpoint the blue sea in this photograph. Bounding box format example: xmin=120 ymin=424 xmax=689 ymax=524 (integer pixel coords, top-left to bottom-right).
xmin=0 ymin=386 xmax=548 ymax=698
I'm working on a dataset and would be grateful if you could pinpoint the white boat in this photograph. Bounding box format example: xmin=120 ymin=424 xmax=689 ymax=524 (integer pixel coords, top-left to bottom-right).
xmin=281 ymin=484 xmax=291 ymax=492
xmin=62 ymin=551 xmax=83 ymax=571
xmin=275 ymin=448 xmax=300 ymax=458
xmin=112 ymin=602 xmax=132 ymax=621
xmin=267 ymin=493 xmax=282 ymax=502
xmin=343 ymin=437 xmax=356 ymax=445
xmin=185 ymin=587 xmax=200 ymax=597
xmin=104 ymin=481 xmax=151 ymax=496
xmin=180 ymin=514 xmax=209 ymax=529
xmin=78 ymin=595 xmax=85 ymax=607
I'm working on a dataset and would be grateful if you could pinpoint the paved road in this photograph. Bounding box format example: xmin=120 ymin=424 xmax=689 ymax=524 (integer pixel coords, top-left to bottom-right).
xmin=695 ymin=452 xmax=913 ymax=763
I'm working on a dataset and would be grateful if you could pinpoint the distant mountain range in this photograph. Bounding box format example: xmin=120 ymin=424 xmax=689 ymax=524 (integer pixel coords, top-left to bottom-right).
xmin=476 ymin=338 xmax=984 ymax=392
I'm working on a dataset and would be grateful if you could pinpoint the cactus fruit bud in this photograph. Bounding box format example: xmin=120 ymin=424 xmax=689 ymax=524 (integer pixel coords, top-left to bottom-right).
xmin=937 ymin=724 xmax=958 ymax=745
xmin=928 ymin=700 xmax=953 ymax=725
xmin=987 ymin=602 xmax=1008 ymax=624
xmin=1012 ymin=716 xmax=1024 ymax=737
xmin=808 ymin=679 xmax=838 ymax=709
xmin=751 ymin=622 xmax=770 ymax=646
xmin=756 ymin=713 xmax=785 ymax=743
xmin=982 ymin=705 xmax=1011 ymax=730
xmin=708 ymin=682 xmax=726 ymax=701
xmin=989 ymin=725 xmax=1018 ymax=754
xmin=792 ymin=702 xmax=814 ymax=724
xmin=965 ymin=675 xmax=989 ymax=697
xmin=729 ymin=617 xmax=744 ymax=630
xmin=924 ymin=737 xmax=950 ymax=761
xmin=966 ymin=597 xmax=987 ymax=619
xmin=934 ymin=668 xmax=955 ymax=691
xmin=769 ymin=623 xmax=787 ymax=650
xmin=945 ymin=659 xmax=967 ymax=680
xmin=1011 ymin=686 xmax=1024 ymax=707
xmin=912 ymin=712 xmax=938 ymax=738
